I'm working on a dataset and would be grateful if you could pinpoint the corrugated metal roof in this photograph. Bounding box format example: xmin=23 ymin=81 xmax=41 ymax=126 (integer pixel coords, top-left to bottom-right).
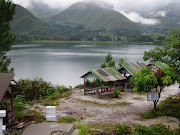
xmin=81 ymin=67 xmax=126 ymax=82
xmin=152 ymin=61 xmax=168 ymax=69
xmin=121 ymin=62 xmax=146 ymax=76
xmin=0 ymin=73 xmax=15 ymax=101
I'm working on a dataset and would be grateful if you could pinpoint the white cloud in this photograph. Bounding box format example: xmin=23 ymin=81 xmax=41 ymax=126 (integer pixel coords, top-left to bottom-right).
xmin=119 ymin=10 xmax=160 ymax=25
xmin=153 ymin=11 xmax=167 ymax=17
xmin=12 ymin=0 xmax=179 ymax=25
xmin=12 ymin=0 xmax=179 ymax=9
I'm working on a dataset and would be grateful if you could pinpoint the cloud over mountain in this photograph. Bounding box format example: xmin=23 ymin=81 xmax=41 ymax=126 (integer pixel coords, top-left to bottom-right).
xmin=12 ymin=0 xmax=179 ymax=25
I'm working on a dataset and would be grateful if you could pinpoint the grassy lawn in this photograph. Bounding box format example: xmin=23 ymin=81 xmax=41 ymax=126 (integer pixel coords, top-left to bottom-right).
xmin=141 ymin=95 xmax=180 ymax=120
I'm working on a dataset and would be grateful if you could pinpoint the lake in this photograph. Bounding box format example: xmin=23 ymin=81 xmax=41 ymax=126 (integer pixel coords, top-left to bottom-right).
xmin=7 ymin=43 xmax=161 ymax=87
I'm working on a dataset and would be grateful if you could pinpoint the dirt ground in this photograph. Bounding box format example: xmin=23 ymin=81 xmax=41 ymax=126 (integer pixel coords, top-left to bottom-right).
xmin=54 ymin=83 xmax=179 ymax=129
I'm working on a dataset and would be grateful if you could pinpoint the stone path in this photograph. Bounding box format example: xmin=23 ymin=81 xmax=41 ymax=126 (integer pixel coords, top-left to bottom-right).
xmin=22 ymin=122 xmax=75 ymax=135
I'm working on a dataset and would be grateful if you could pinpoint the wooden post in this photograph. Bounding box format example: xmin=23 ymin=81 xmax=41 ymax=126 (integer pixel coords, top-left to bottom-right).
xmin=84 ymin=78 xmax=85 ymax=95
xmin=94 ymin=79 xmax=95 ymax=87
xmin=10 ymin=93 xmax=14 ymax=111
xmin=100 ymin=81 xmax=102 ymax=97
xmin=5 ymin=95 xmax=8 ymax=115
xmin=114 ymin=81 xmax=116 ymax=88
xmin=119 ymin=82 xmax=121 ymax=91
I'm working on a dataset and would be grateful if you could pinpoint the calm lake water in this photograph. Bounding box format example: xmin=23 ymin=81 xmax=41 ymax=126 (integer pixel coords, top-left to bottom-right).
xmin=7 ymin=43 xmax=161 ymax=87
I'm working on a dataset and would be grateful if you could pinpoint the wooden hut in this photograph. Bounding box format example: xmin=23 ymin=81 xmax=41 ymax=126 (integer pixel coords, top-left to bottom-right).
xmin=118 ymin=62 xmax=146 ymax=90
xmin=148 ymin=61 xmax=168 ymax=73
xmin=0 ymin=73 xmax=24 ymax=124
xmin=81 ymin=67 xmax=126 ymax=97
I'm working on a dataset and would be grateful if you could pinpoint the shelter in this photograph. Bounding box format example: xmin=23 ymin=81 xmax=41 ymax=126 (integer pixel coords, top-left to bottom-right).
xmin=148 ymin=61 xmax=168 ymax=73
xmin=0 ymin=73 xmax=24 ymax=124
xmin=118 ymin=62 xmax=147 ymax=90
xmin=81 ymin=67 xmax=126 ymax=97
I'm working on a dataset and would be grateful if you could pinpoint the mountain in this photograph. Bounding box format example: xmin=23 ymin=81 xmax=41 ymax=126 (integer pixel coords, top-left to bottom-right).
xmin=10 ymin=5 xmax=43 ymax=33
xmin=149 ymin=2 xmax=180 ymax=30
xmin=51 ymin=2 xmax=142 ymax=31
xmin=27 ymin=1 xmax=63 ymax=20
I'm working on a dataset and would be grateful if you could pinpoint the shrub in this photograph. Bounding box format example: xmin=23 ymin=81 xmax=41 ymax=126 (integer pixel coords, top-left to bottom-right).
xmin=34 ymin=112 xmax=46 ymax=123
xmin=113 ymin=90 xmax=122 ymax=98
xmin=18 ymin=78 xmax=56 ymax=101
xmin=74 ymin=84 xmax=84 ymax=89
xmin=113 ymin=124 xmax=132 ymax=135
xmin=134 ymin=123 xmax=178 ymax=135
xmin=142 ymin=95 xmax=180 ymax=120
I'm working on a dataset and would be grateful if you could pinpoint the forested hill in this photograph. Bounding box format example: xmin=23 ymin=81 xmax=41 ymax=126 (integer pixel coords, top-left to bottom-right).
xmin=10 ymin=5 xmax=43 ymax=33
xmin=51 ymin=2 xmax=142 ymax=32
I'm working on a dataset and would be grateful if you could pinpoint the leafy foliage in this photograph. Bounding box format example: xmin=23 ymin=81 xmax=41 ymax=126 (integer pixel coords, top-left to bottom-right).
xmin=0 ymin=0 xmax=16 ymax=72
xmin=17 ymin=78 xmax=72 ymax=102
xmin=18 ymin=78 xmax=56 ymax=101
xmin=113 ymin=124 xmax=132 ymax=135
xmin=130 ymin=68 xmax=158 ymax=92
xmin=143 ymin=29 xmax=180 ymax=77
xmin=134 ymin=123 xmax=179 ymax=135
xmin=101 ymin=52 xmax=116 ymax=68
xmin=142 ymin=95 xmax=180 ymax=120
xmin=85 ymin=79 xmax=101 ymax=87
xmin=113 ymin=90 xmax=122 ymax=98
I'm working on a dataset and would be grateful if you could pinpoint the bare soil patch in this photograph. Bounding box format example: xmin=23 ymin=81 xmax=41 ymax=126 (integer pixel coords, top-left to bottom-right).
xmin=56 ymin=83 xmax=180 ymax=129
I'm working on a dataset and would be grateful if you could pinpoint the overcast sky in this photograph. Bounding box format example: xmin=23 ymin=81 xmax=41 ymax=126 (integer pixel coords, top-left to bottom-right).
xmin=12 ymin=0 xmax=179 ymax=25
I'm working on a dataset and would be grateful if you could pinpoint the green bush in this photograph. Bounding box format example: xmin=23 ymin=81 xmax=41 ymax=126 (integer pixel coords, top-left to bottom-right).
xmin=142 ymin=95 xmax=180 ymax=120
xmin=113 ymin=124 xmax=132 ymax=135
xmin=85 ymin=79 xmax=101 ymax=87
xmin=74 ymin=84 xmax=84 ymax=89
xmin=134 ymin=123 xmax=179 ymax=135
xmin=113 ymin=90 xmax=122 ymax=97
xmin=18 ymin=78 xmax=56 ymax=101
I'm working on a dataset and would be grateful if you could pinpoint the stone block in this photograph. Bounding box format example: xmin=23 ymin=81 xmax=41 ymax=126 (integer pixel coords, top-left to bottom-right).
xmin=46 ymin=106 xmax=56 ymax=121
xmin=0 ymin=110 xmax=6 ymax=117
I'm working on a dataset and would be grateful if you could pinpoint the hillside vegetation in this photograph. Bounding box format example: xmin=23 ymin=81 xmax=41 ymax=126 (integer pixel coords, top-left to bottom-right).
xmin=10 ymin=5 xmax=43 ymax=33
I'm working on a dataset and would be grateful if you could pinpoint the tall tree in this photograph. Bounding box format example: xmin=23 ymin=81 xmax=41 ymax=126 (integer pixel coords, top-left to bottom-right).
xmin=143 ymin=29 xmax=180 ymax=78
xmin=0 ymin=0 xmax=16 ymax=72
xmin=101 ymin=52 xmax=116 ymax=68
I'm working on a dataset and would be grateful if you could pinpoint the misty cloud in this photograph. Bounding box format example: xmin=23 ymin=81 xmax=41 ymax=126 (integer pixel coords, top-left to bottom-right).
xmin=153 ymin=11 xmax=167 ymax=17
xmin=12 ymin=0 xmax=179 ymax=25
xmin=119 ymin=10 xmax=160 ymax=25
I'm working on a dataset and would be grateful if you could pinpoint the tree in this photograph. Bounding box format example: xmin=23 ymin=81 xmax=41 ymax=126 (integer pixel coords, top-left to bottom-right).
xmin=130 ymin=67 xmax=158 ymax=93
xmin=101 ymin=52 xmax=116 ymax=68
xmin=130 ymin=66 xmax=176 ymax=111
xmin=0 ymin=0 xmax=16 ymax=73
xmin=143 ymin=29 xmax=180 ymax=78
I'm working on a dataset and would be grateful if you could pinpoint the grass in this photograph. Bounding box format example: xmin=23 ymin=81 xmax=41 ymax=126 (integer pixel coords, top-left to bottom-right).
xmin=75 ymin=99 xmax=131 ymax=106
xmin=133 ymin=97 xmax=144 ymax=101
xmin=58 ymin=117 xmax=77 ymax=123
xmin=34 ymin=112 xmax=46 ymax=123
xmin=77 ymin=122 xmax=180 ymax=135
xmin=86 ymin=114 xmax=94 ymax=117
xmin=88 ymin=122 xmax=117 ymax=132
xmin=141 ymin=95 xmax=180 ymax=120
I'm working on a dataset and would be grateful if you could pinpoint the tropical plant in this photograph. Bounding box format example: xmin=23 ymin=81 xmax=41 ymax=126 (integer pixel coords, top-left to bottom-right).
xmin=0 ymin=0 xmax=16 ymax=73
xmin=101 ymin=52 xmax=115 ymax=68
xmin=143 ymin=29 xmax=180 ymax=78
xmin=113 ymin=90 xmax=122 ymax=98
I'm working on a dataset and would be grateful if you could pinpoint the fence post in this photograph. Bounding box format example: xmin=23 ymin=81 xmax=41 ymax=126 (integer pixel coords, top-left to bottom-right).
xmin=0 ymin=110 xmax=6 ymax=135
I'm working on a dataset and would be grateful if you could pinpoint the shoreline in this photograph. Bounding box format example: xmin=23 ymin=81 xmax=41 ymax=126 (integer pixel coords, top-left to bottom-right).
xmin=17 ymin=40 xmax=159 ymax=45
